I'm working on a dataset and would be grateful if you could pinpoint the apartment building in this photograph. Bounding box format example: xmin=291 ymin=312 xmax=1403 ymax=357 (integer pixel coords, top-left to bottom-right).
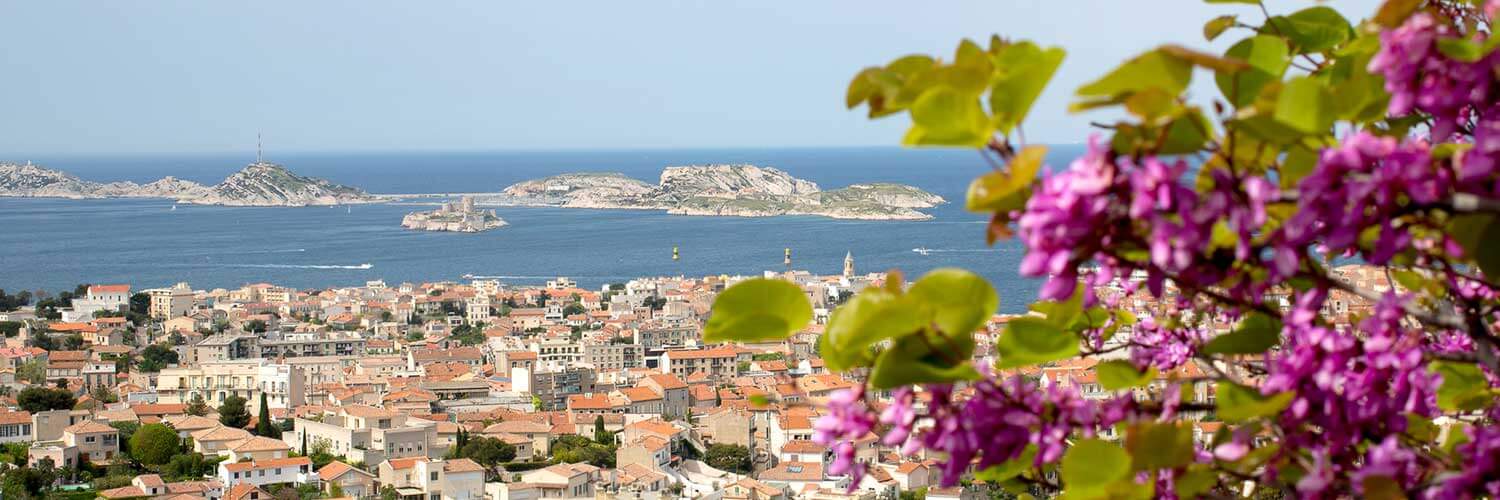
xmin=288 ymin=405 xmax=437 ymax=466
xmin=147 ymin=282 xmax=195 ymax=319
xmin=377 ymin=457 xmax=486 ymax=500
xmin=219 ymin=457 xmax=313 ymax=490
xmin=584 ymin=343 xmax=643 ymax=371
xmin=661 ymin=347 xmax=741 ymax=380
xmin=154 ymin=359 xmax=306 ymax=411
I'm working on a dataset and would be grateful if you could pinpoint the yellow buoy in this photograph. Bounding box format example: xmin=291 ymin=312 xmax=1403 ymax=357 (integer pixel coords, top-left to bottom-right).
xmin=672 ymin=246 xmax=679 ymax=261
xmin=784 ymin=247 xmax=791 ymax=266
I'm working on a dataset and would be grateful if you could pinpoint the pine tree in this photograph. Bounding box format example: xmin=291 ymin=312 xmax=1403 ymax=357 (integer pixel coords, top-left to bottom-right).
xmin=594 ymin=415 xmax=606 ymax=443
xmin=186 ymin=392 xmax=209 ymax=417
xmin=254 ymin=393 xmax=280 ymax=438
xmin=301 ymin=432 xmax=308 ymax=456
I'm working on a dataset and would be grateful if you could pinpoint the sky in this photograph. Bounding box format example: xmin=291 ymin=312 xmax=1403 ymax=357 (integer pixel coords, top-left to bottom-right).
xmin=1 ymin=0 xmax=1381 ymax=155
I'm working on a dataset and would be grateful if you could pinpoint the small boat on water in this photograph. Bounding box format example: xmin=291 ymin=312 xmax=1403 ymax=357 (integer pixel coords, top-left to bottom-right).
xmin=355 ymin=263 xmax=373 ymax=269
xmin=912 ymin=247 xmax=932 ymax=255
xmin=462 ymin=273 xmax=475 ymax=279
xmin=170 ymin=204 xmax=177 ymax=211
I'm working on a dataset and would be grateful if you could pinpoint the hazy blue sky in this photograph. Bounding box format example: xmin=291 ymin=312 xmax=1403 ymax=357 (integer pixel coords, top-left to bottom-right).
xmin=2 ymin=1 xmax=1379 ymax=154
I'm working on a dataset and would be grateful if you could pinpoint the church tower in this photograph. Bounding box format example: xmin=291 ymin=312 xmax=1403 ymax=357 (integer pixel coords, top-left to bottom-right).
xmin=843 ymin=251 xmax=855 ymax=278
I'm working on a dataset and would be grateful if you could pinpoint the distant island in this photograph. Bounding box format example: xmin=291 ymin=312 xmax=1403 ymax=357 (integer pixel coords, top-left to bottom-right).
xmin=0 ymin=161 xmax=377 ymax=207
xmin=401 ymin=196 xmax=507 ymax=232
xmin=487 ymin=164 xmax=945 ymax=220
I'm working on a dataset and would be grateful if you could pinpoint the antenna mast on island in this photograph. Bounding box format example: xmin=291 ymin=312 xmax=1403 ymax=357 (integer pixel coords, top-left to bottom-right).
xmin=257 ymin=133 xmax=263 ymax=163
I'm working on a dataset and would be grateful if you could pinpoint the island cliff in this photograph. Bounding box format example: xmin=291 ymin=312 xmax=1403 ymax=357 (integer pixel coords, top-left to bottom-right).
xmin=0 ymin=161 xmax=377 ymax=207
xmin=490 ymin=165 xmax=945 ymax=220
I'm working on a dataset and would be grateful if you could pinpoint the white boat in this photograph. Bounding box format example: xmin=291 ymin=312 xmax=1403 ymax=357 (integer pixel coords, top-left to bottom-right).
xmin=356 ymin=263 xmax=373 ymax=269
xmin=462 ymin=273 xmax=475 ymax=279
xmin=912 ymin=247 xmax=932 ymax=255
xmin=170 ymin=204 xmax=177 ymax=211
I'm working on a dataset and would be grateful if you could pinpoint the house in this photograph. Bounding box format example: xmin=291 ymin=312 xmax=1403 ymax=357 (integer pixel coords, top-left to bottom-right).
xmin=637 ymin=374 xmax=690 ymax=418
xmin=616 ymin=463 xmax=669 ymax=495
xmin=29 ymin=419 xmax=120 ymax=468
xmin=481 ymin=420 xmax=552 ymax=456
xmin=288 ymin=405 xmax=438 ymax=466
xmin=377 ymin=457 xmax=486 ymax=500
xmin=318 ymin=460 xmax=377 ymax=498
xmin=512 ymin=463 xmax=601 ymax=499
xmin=223 ymin=483 xmax=272 ymax=500
xmin=0 ymin=411 xmax=32 ymax=444
xmin=759 ymin=461 xmax=836 ymax=493
xmin=617 ymin=435 xmax=671 ymax=472
xmin=161 ymin=415 xmax=222 ymax=438
xmin=722 ymin=478 xmax=789 ymax=500
xmin=218 ymin=456 xmax=313 ymax=489
xmin=193 ymin=426 xmax=255 ymax=456
xmin=224 ymin=436 xmax=293 ymax=462
xmin=97 ymin=474 xmax=223 ymax=500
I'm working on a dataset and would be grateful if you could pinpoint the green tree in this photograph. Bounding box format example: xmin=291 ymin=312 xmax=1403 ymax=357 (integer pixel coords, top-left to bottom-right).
xmin=163 ymin=452 xmax=221 ymax=481
xmin=138 ymin=343 xmax=180 ymax=372
xmin=454 ymin=437 xmax=516 ymax=469
xmin=593 ymin=415 xmax=607 ymax=444
xmin=186 ymin=392 xmax=210 ymax=416
xmin=63 ymin=333 xmax=85 ymax=350
xmin=562 ymin=303 xmax=586 ymax=316
xmin=17 ymin=386 xmax=76 ymax=412
xmin=254 ymin=393 xmax=281 ymax=438
xmin=242 ymin=319 xmax=268 ymax=333
xmin=550 ymin=435 xmax=614 ymax=468
xmin=219 ymin=395 xmax=250 ymax=428
xmin=129 ymin=423 xmax=181 ymax=466
xmin=16 ymin=359 xmax=45 ymax=385
xmin=0 ymin=321 xmax=23 ymax=337
xmin=380 ymin=485 xmax=398 ymax=500
xmin=703 ymin=444 xmax=751 ymax=474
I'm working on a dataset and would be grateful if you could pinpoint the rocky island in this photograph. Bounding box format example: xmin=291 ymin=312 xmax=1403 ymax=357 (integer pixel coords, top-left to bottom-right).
xmin=0 ymin=161 xmax=378 ymax=207
xmin=401 ymin=196 xmax=507 ymax=232
xmin=489 ymin=165 xmax=945 ymax=220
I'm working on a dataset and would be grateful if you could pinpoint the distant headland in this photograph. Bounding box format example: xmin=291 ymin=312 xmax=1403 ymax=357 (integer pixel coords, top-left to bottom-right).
xmin=486 ymin=164 xmax=946 ymax=220
xmin=0 ymin=161 xmax=376 ymax=207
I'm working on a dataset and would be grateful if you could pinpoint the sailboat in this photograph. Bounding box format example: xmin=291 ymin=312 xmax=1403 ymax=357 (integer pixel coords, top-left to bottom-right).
xmin=912 ymin=247 xmax=932 ymax=255
xmin=170 ymin=204 xmax=177 ymax=211
xmin=347 ymin=206 xmax=352 ymax=214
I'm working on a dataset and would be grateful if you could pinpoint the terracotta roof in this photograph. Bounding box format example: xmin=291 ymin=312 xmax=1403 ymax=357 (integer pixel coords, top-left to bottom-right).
xmin=443 ymin=458 xmax=485 ymax=473
xmin=227 ymin=436 xmax=291 ymax=452
xmin=385 ymin=457 xmax=425 ymax=470
xmin=567 ymin=393 xmax=614 ymax=410
xmin=643 ymin=373 xmax=687 ymax=390
xmin=761 ymin=461 xmax=825 ymax=481
xmin=192 ymin=426 xmax=253 ymax=442
xmin=318 ymin=461 xmax=372 ymax=481
xmin=780 ymin=440 xmax=826 ymax=454
xmin=619 ymin=386 xmax=662 ymax=402
xmin=0 ymin=411 xmax=31 ymax=425
xmin=224 ymin=483 xmax=270 ymax=500
xmin=65 ymin=420 xmax=116 ymax=434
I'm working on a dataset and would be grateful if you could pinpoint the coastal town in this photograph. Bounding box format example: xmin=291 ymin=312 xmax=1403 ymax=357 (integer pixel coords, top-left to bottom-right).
xmin=0 ymin=256 xmax=1397 ymax=500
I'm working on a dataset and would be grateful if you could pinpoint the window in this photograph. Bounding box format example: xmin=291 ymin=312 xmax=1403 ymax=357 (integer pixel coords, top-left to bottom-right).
xmin=430 ymin=472 xmax=439 ymax=481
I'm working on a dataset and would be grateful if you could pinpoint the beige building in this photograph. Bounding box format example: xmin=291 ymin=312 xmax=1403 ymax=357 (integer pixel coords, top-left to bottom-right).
xmin=147 ymin=282 xmax=195 ymax=319
xmin=155 ymin=359 xmax=306 ymax=412
xmin=288 ymin=405 xmax=437 ymax=466
xmin=29 ymin=419 xmax=119 ymax=467
xmin=377 ymin=457 xmax=486 ymax=500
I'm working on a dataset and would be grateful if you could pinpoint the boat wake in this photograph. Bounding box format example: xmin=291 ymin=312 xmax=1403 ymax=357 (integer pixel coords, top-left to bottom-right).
xmin=241 ymin=248 xmax=307 ymax=254
xmin=224 ymin=263 xmax=373 ymax=270
xmin=912 ymin=247 xmax=1002 ymax=255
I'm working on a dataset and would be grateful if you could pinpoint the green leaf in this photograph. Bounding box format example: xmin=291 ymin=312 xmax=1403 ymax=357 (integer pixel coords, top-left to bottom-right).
xmin=1362 ymin=476 xmax=1406 ymax=500
xmin=989 ymin=42 xmax=1066 ymax=135
xmin=1217 ymin=381 xmax=1294 ymax=422
xmin=974 ymin=446 xmax=1038 ymax=482
xmin=703 ymin=278 xmax=813 ymax=343
xmin=1449 ymin=214 xmax=1500 ymax=278
xmin=1280 ymin=146 xmax=1318 ymax=190
xmin=1216 ymin=35 xmax=1290 ymax=107
xmin=1175 ymin=466 xmax=1219 ymax=498
xmin=1374 ymin=0 xmax=1423 ymax=27
xmin=1275 ymin=77 xmax=1334 ymax=134
xmin=821 ymin=288 xmax=925 ymax=371
xmin=995 ymin=317 xmax=1079 ymax=368
xmin=1204 ymin=15 xmax=1237 ymax=42
xmin=1098 ymin=360 xmax=1156 ymax=391
xmin=1203 ymin=312 xmax=1282 ymax=355
xmin=1431 ymin=360 xmax=1493 ymax=411
xmin=966 ymin=145 xmax=1046 ymax=212
xmin=907 ymin=86 xmax=993 ymax=147
xmin=869 ymin=335 xmax=981 ymax=389
xmin=1061 ymin=439 xmax=1131 ymax=497
xmin=1076 ymin=48 xmax=1192 ymax=98
xmin=908 ymin=268 xmax=1000 ymax=338
xmin=1158 ymin=108 xmax=1214 ymax=154
xmin=1435 ymin=38 xmax=1492 ymax=63
xmin=1029 ymin=284 xmax=1085 ymax=329
xmin=1125 ymin=421 xmax=1195 ymax=470
xmin=1265 ymin=7 xmax=1352 ymax=53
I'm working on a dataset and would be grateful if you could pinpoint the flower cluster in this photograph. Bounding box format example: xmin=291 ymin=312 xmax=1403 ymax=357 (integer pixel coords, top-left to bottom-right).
xmin=1016 ymin=136 xmax=1278 ymax=303
xmin=1368 ymin=12 xmax=1497 ymax=138
xmin=1429 ymin=424 xmax=1500 ymax=498
xmin=1261 ymin=293 xmax=1440 ymax=494
xmin=918 ymin=377 xmax=1134 ymax=486
xmin=1128 ymin=316 xmax=1207 ymax=371
xmin=1276 ymin=132 xmax=1441 ymax=276
xmin=812 ymin=386 xmax=876 ymax=487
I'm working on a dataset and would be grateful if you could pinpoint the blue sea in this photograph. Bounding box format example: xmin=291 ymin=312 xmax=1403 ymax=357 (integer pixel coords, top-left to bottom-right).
xmin=0 ymin=146 xmax=1086 ymax=314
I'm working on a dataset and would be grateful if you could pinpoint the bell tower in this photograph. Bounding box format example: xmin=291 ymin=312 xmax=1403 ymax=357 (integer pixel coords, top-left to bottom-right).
xmin=843 ymin=251 xmax=854 ymax=278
